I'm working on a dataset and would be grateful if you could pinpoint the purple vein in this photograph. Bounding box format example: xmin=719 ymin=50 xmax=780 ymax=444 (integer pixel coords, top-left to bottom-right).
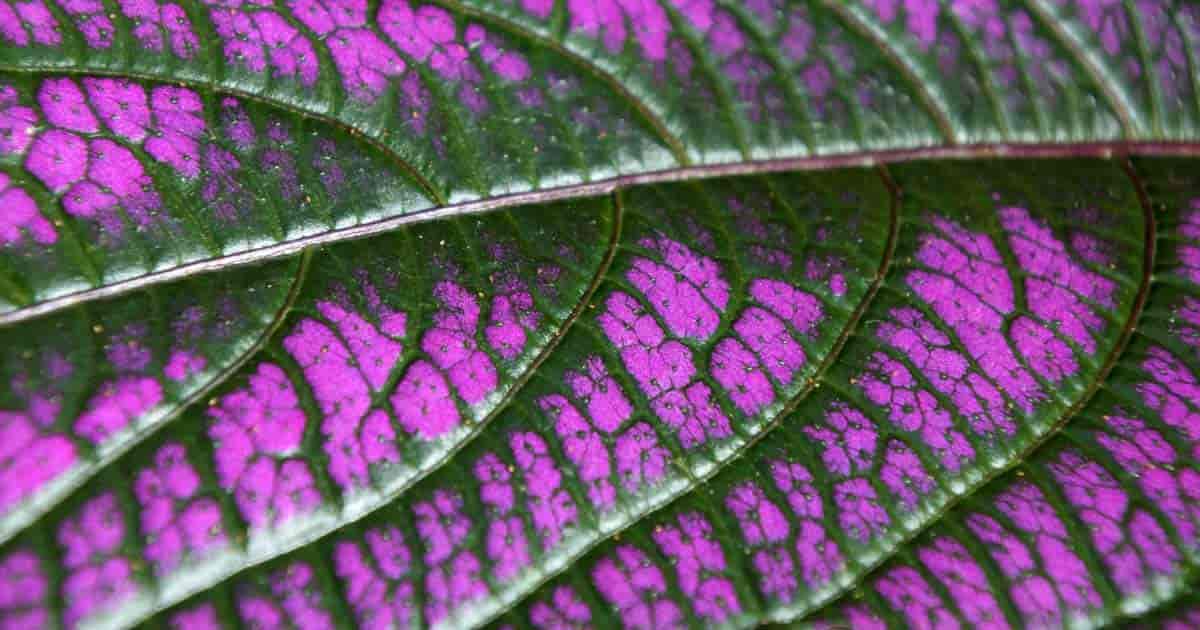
xmin=2 ymin=141 xmax=1198 ymax=327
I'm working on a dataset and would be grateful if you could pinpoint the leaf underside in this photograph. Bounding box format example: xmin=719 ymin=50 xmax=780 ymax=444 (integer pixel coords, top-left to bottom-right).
xmin=1 ymin=1 xmax=1200 ymax=629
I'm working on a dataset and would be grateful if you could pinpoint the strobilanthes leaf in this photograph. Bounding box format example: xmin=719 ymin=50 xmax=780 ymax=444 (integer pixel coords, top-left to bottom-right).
xmin=0 ymin=1 xmax=1198 ymax=628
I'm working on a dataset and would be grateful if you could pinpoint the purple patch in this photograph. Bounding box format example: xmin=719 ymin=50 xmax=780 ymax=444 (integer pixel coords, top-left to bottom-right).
xmin=391 ymin=360 xmax=460 ymax=440
xmin=864 ymin=0 xmax=941 ymax=50
xmin=486 ymin=273 xmax=540 ymax=360
xmin=614 ymin=421 xmax=669 ymax=492
xmin=236 ymin=562 xmax=334 ymax=630
xmin=803 ymin=402 xmax=878 ymax=477
xmin=413 ymin=489 xmax=487 ymax=624
xmin=378 ymin=0 xmax=536 ymax=113
xmin=0 ymin=0 xmax=62 ymax=46
xmin=566 ymin=0 xmax=669 ymax=61
xmin=169 ymin=602 xmax=221 ymax=630
xmin=333 ymin=526 xmax=416 ymax=629
xmin=652 ymin=512 xmax=741 ymax=623
xmin=39 ymin=77 xmax=98 ymax=132
xmin=880 ymin=439 xmax=935 ymax=509
xmin=0 ymin=393 xmax=76 ymax=514
xmin=0 ymin=550 xmax=49 ymax=628
xmin=290 ymin=0 xmax=405 ymax=100
xmin=58 ymin=492 xmax=135 ymax=627
xmin=908 ymin=216 xmax=1043 ymax=410
xmin=833 ymin=477 xmax=889 ymax=543
xmin=540 ymin=394 xmax=615 ymax=509
xmin=420 ymin=280 xmax=497 ymax=404
xmin=55 ymin=0 xmax=113 ymax=47
xmin=971 ymin=482 xmax=1103 ymax=624
xmin=25 ymin=129 xmax=87 ymax=192
xmin=0 ymin=174 xmax=56 ymax=247
xmin=999 ymin=206 xmax=1115 ymax=355
xmin=0 ymin=85 xmax=38 ymax=156
xmin=726 ymin=481 xmax=797 ymax=599
xmin=74 ymin=376 xmax=163 ymax=444
xmin=207 ymin=5 xmax=320 ymax=87
xmin=530 ymin=585 xmax=591 ymax=630
xmin=511 ymin=431 xmax=577 ymax=548
xmin=565 ymin=355 xmax=632 ymax=433
xmin=877 ymin=307 xmax=1013 ymax=436
xmin=630 ymin=233 xmax=729 ymax=340
xmin=598 ymin=290 xmax=731 ymax=448
xmin=1137 ymin=347 xmax=1200 ymax=459
xmin=472 ymin=451 xmax=532 ymax=581
xmin=284 ymin=296 xmax=405 ymax=492
xmin=117 ymin=0 xmax=199 ymax=57
xmin=770 ymin=459 xmax=843 ymax=586
xmin=858 ymin=352 xmax=975 ymax=471
xmin=918 ymin=537 xmax=1007 ymax=627
xmin=144 ymin=85 xmax=205 ymax=177
xmin=83 ymin=78 xmax=151 ymax=143
xmin=1095 ymin=414 xmax=1200 ymax=549
xmin=208 ymin=363 xmax=320 ymax=529
xmin=1048 ymin=450 xmax=1179 ymax=595
xmin=875 ymin=566 xmax=961 ymax=629
xmin=134 ymin=442 xmax=225 ymax=574
xmin=591 ymin=545 xmax=683 ymax=630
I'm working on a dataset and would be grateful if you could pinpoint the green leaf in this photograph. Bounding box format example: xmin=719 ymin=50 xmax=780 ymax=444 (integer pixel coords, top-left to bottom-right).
xmin=1 ymin=0 xmax=1200 ymax=628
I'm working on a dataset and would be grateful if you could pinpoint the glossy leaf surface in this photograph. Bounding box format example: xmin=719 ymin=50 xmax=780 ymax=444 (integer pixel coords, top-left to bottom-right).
xmin=1 ymin=0 xmax=1199 ymax=628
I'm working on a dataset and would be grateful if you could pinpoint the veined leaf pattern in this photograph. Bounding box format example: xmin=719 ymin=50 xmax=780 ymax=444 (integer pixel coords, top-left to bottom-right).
xmin=0 ymin=0 xmax=1199 ymax=629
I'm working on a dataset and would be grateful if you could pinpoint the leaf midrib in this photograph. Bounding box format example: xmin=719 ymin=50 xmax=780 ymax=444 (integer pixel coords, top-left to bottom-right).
xmin=2 ymin=142 xmax=1196 ymax=327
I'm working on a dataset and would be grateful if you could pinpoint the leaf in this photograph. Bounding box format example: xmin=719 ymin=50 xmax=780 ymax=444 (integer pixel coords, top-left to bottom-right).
xmin=1 ymin=0 xmax=1199 ymax=629
xmin=0 ymin=257 xmax=299 ymax=544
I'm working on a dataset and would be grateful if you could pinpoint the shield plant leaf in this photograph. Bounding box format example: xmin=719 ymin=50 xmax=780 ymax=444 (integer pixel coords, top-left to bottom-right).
xmin=0 ymin=1 xmax=1198 ymax=629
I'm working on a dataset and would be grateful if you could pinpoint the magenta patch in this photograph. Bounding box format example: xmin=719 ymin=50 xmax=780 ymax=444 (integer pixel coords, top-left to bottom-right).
xmin=591 ymin=545 xmax=683 ymax=629
xmin=236 ymin=562 xmax=334 ymax=629
xmin=208 ymin=363 xmax=320 ymax=529
xmin=916 ymin=537 xmax=1007 ymax=628
xmin=652 ymin=512 xmax=741 ymax=623
xmin=726 ymin=481 xmax=800 ymax=599
xmin=0 ymin=173 xmax=56 ymax=247
xmin=284 ymin=294 xmax=405 ymax=492
xmin=134 ymin=442 xmax=225 ymax=574
xmin=530 ymin=585 xmax=591 ymax=630
xmin=472 ymin=452 xmax=531 ymax=580
xmin=877 ymin=307 xmax=1013 ymax=436
xmin=999 ymin=206 xmax=1115 ymax=355
xmin=858 ymin=352 xmax=975 ymax=472
xmin=511 ymin=431 xmax=577 ymax=548
xmin=907 ymin=215 xmax=1043 ymax=411
xmin=1096 ymin=414 xmax=1200 ymax=549
xmin=58 ymin=492 xmax=135 ymax=627
xmin=290 ymin=0 xmax=404 ymax=100
xmin=74 ymin=376 xmax=163 ymax=444
xmin=771 ymin=459 xmax=843 ymax=586
xmin=54 ymin=0 xmax=113 ymax=48
xmin=117 ymin=0 xmax=198 ymax=57
xmin=0 ymin=0 xmax=61 ymax=46
xmin=875 ymin=566 xmax=961 ymax=629
xmin=414 ymin=489 xmax=487 ymax=624
xmin=334 ymin=526 xmax=416 ymax=629
xmin=206 ymin=3 xmax=320 ymax=87
xmin=0 ymin=85 xmax=38 ymax=156
xmin=969 ymin=482 xmax=1102 ymax=625
xmin=1049 ymin=450 xmax=1178 ymax=595
xmin=0 ymin=549 xmax=50 ymax=630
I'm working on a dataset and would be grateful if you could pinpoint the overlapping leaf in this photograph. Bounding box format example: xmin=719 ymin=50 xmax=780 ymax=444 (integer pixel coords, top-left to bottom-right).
xmin=2 ymin=0 xmax=1200 ymax=629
